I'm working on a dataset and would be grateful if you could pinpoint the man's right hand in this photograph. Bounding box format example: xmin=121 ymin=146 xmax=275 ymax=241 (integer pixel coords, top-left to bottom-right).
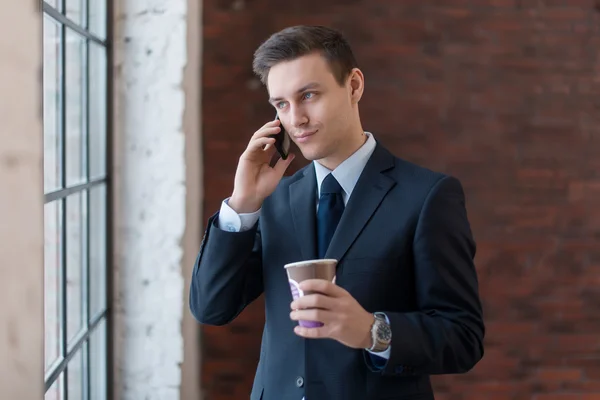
xmin=229 ymin=119 xmax=295 ymax=213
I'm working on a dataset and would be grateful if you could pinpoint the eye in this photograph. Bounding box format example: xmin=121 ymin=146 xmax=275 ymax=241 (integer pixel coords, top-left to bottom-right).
xmin=302 ymin=92 xmax=315 ymax=100
xmin=276 ymin=101 xmax=287 ymax=109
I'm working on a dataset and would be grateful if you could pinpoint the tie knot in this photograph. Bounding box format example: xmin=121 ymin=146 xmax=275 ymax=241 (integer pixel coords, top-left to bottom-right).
xmin=321 ymin=173 xmax=343 ymax=195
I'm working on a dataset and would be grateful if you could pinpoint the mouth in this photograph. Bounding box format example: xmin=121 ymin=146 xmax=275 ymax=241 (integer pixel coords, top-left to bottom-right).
xmin=294 ymin=130 xmax=317 ymax=143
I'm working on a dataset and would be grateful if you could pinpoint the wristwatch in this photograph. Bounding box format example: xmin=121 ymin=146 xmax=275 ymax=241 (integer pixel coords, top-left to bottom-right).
xmin=367 ymin=312 xmax=392 ymax=352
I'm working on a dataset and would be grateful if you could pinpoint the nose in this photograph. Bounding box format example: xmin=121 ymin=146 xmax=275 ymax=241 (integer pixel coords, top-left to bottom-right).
xmin=289 ymin=105 xmax=308 ymax=129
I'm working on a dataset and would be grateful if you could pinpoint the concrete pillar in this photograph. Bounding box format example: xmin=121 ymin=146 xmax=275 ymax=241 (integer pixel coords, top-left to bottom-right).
xmin=112 ymin=0 xmax=202 ymax=399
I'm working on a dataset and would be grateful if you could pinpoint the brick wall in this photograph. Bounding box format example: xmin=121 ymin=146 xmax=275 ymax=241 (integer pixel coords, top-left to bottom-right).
xmin=201 ymin=1 xmax=600 ymax=399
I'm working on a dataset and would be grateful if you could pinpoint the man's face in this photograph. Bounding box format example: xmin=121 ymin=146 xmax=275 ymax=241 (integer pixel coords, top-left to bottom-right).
xmin=267 ymin=52 xmax=355 ymax=164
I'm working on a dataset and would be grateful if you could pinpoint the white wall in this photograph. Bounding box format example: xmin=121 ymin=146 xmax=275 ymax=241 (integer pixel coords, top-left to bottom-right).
xmin=0 ymin=1 xmax=44 ymax=399
xmin=112 ymin=0 xmax=202 ymax=399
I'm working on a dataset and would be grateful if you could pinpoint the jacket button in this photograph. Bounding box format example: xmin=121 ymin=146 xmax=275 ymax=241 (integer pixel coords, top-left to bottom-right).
xmin=296 ymin=376 xmax=304 ymax=387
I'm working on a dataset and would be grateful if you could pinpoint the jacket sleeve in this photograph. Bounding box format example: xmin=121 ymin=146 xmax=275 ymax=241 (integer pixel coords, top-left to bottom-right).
xmin=366 ymin=175 xmax=485 ymax=376
xmin=189 ymin=211 xmax=264 ymax=326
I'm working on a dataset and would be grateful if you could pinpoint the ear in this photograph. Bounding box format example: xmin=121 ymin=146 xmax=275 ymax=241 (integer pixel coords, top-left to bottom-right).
xmin=348 ymin=68 xmax=364 ymax=104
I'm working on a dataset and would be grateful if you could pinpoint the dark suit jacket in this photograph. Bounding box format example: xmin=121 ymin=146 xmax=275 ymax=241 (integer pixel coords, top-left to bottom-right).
xmin=190 ymin=143 xmax=485 ymax=400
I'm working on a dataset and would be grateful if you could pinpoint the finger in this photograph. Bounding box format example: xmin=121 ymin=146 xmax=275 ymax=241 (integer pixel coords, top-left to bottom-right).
xmin=290 ymin=309 xmax=333 ymax=324
xmin=247 ymin=136 xmax=276 ymax=152
xmin=299 ymin=279 xmax=347 ymax=298
xmin=264 ymin=118 xmax=281 ymax=128
xmin=252 ymin=124 xmax=281 ymax=140
xmin=294 ymin=325 xmax=330 ymax=339
xmin=273 ymin=152 xmax=295 ymax=175
xmin=262 ymin=142 xmax=277 ymax=159
xmin=256 ymin=118 xmax=280 ymax=131
xmin=291 ymin=293 xmax=336 ymax=311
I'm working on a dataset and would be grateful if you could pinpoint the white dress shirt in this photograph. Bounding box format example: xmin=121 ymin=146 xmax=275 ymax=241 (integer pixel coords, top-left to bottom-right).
xmin=217 ymin=132 xmax=391 ymax=398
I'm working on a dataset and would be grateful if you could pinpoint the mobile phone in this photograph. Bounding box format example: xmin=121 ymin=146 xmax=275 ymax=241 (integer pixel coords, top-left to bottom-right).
xmin=272 ymin=114 xmax=291 ymax=160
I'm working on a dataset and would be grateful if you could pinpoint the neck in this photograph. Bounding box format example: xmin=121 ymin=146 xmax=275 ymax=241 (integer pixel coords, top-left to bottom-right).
xmin=317 ymin=125 xmax=367 ymax=171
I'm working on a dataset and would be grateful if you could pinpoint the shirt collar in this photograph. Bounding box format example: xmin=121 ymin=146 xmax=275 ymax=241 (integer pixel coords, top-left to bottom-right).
xmin=314 ymin=132 xmax=377 ymax=198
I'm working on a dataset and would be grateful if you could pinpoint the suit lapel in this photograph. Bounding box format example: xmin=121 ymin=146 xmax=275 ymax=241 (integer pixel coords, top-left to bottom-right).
xmin=289 ymin=164 xmax=318 ymax=260
xmin=325 ymin=144 xmax=396 ymax=263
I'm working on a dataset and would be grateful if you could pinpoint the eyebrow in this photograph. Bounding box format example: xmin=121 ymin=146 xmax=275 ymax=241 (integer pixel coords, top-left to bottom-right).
xmin=268 ymin=82 xmax=321 ymax=103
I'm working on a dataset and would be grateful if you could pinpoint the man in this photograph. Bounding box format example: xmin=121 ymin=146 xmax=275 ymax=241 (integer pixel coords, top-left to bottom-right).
xmin=190 ymin=25 xmax=485 ymax=400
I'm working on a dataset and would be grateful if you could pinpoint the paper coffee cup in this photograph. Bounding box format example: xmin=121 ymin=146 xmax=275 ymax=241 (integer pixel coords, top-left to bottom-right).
xmin=284 ymin=259 xmax=337 ymax=328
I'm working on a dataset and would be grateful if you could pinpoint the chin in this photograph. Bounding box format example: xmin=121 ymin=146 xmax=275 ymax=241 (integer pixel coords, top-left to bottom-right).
xmin=298 ymin=147 xmax=325 ymax=162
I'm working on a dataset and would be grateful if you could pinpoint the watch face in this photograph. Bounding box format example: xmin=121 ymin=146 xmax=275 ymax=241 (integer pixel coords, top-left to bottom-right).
xmin=377 ymin=322 xmax=392 ymax=343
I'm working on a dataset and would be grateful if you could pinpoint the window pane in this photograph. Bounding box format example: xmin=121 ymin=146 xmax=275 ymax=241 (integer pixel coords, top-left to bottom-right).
xmin=44 ymin=201 xmax=63 ymax=370
xmin=89 ymin=43 xmax=107 ymax=180
xmin=90 ymin=319 xmax=107 ymax=400
xmin=65 ymin=0 xmax=84 ymax=26
xmin=44 ymin=0 xmax=61 ymax=11
xmin=43 ymin=15 xmax=62 ymax=193
xmin=89 ymin=1 xmax=106 ymax=40
xmin=45 ymin=372 xmax=64 ymax=400
xmin=66 ymin=192 xmax=86 ymax=344
xmin=68 ymin=344 xmax=87 ymax=400
xmin=90 ymin=185 xmax=106 ymax=317
xmin=65 ymin=29 xmax=86 ymax=187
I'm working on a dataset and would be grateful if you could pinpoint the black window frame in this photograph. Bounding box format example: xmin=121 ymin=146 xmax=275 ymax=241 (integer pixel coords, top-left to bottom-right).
xmin=42 ymin=1 xmax=113 ymax=399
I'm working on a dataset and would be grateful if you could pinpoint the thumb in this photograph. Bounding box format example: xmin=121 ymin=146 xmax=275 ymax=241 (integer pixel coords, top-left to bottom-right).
xmin=273 ymin=153 xmax=295 ymax=176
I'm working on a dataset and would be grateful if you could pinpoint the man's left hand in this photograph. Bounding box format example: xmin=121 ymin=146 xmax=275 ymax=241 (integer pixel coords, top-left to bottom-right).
xmin=290 ymin=279 xmax=374 ymax=349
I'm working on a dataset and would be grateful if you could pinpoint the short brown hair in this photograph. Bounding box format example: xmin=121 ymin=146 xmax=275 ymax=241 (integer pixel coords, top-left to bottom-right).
xmin=252 ymin=25 xmax=359 ymax=86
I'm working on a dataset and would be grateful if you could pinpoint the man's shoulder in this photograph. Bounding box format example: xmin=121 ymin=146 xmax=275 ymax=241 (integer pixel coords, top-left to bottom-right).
xmin=375 ymin=143 xmax=467 ymax=202
xmin=391 ymin=155 xmax=446 ymax=183
xmin=379 ymin=144 xmax=449 ymax=188
xmin=376 ymin=150 xmax=468 ymax=216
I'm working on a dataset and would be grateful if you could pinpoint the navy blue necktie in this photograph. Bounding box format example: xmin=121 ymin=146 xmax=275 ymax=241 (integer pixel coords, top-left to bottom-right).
xmin=317 ymin=174 xmax=345 ymax=259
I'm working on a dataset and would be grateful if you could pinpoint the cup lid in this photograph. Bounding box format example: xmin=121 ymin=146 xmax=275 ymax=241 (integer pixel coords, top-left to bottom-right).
xmin=284 ymin=259 xmax=338 ymax=268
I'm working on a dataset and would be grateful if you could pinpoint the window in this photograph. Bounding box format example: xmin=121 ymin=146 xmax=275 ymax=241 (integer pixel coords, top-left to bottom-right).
xmin=43 ymin=1 xmax=110 ymax=399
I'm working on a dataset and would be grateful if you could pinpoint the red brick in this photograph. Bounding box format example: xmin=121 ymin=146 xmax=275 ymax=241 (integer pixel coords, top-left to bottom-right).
xmin=581 ymin=395 xmax=600 ymax=400
xmin=201 ymin=1 xmax=600 ymax=399
xmin=537 ymin=368 xmax=583 ymax=382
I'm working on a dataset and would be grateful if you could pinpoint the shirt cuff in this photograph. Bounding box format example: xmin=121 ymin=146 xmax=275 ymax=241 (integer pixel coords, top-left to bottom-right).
xmin=217 ymin=197 xmax=261 ymax=232
xmin=367 ymin=345 xmax=391 ymax=359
